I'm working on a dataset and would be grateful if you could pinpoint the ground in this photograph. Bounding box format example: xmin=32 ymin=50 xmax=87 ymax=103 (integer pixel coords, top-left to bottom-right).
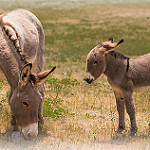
xmin=0 ymin=0 xmax=150 ymax=149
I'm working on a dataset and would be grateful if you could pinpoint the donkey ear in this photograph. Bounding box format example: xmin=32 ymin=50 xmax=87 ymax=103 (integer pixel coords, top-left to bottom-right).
xmin=18 ymin=63 xmax=32 ymax=90
xmin=108 ymin=37 xmax=113 ymax=43
xmin=104 ymin=39 xmax=124 ymax=53
xmin=31 ymin=66 xmax=56 ymax=85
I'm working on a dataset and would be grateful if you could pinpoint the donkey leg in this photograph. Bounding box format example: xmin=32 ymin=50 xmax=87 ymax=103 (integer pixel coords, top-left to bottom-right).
xmin=9 ymin=91 xmax=21 ymax=137
xmin=38 ymin=101 xmax=44 ymax=131
xmin=11 ymin=115 xmax=21 ymax=137
xmin=123 ymin=91 xmax=138 ymax=136
xmin=11 ymin=115 xmax=19 ymax=131
xmin=38 ymin=83 xmax=45 ymax=131
xmin=114 ymin=90 xmax=125 ymax=133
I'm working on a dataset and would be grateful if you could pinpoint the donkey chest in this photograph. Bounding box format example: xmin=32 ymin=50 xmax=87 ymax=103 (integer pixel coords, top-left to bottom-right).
xmin=0 ymin=69 xmax=5 ymax=80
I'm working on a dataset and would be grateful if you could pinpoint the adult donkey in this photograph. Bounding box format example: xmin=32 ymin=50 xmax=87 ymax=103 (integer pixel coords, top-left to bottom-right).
xmin=84 ymin=37 xmax=149 ymax=136
xmin=0 ymin=9 xmax=56 ymax=139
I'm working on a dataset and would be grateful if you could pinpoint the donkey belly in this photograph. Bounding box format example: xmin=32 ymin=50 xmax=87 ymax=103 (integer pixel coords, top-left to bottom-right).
xmin=133 ymin=79 xmax=150 ymax=92
xmin=134 ymin=86 xmax=150 ymax=92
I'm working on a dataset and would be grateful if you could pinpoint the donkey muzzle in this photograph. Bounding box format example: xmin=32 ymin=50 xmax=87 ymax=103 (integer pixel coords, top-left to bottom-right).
xmin=84 ymin=72 xmax=94 ymax=84
xmin=84 ymin=77 xmax=93 ymax=84
xmin=21 ymin=122 xmax=38 ymax=139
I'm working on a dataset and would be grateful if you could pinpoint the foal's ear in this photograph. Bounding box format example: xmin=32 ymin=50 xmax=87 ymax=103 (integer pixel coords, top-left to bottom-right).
xmin=108 ymin=37 xmax=113 ymax=43
xmin=18 ymin=63 xmax=32 ymax=90
xmin=104 ymin=39 xmax=124 ymax=53
xmin=30 ymin=66 xmax=56 ymax=85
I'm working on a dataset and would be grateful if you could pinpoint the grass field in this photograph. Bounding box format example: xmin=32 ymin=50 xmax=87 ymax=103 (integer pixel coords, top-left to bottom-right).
xmin=0 ymin=0 xmax=150 ymax=149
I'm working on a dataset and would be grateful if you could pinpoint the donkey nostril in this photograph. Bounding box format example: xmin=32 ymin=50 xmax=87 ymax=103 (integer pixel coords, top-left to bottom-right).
xmin=28 ymin=133 xmax=31 ymax=138
xmin=86 ymin=78 xmax=89 ymax=82
xmin=84 ymin=78 xmax=93 ymax=84
xmin=84 ymin=78 xmax=88 ymax=82
xmin=89 ymin=78 xmax=93 ymax=84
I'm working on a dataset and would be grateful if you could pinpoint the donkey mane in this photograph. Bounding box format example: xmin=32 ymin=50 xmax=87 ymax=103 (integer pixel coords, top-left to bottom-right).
xmin=109 ymin=50 xmax=129 ymax=60
xmin=0 ymin=15 xmax=28 ymax=64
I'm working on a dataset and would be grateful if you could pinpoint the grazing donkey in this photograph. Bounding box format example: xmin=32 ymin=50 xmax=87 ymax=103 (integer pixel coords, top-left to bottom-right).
xmin=0 ymin=9 xmax=56 ymax=139
xmin=84 ymin=37 xmax=149 ymax=136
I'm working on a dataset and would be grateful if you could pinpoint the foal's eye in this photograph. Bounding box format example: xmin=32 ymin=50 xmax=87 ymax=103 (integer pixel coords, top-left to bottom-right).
xmin=94 ymin=61 xmax=99 ymax=65
xmin=23 ymin=101 xmax=29 ymax=107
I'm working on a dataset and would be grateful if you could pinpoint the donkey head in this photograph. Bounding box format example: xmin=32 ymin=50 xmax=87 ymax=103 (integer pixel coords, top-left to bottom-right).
xmin=84 ymin=37 xmax=124 ymax=84
xmin=9 ymin=63 xmax=56 ymax=139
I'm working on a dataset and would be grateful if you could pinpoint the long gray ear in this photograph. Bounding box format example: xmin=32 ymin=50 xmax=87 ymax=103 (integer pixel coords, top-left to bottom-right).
xmin=108 ymin=37 xmax=113 ymax=43
xmin=104 ymin=39 xmax=124 ymax=53
xmin=18 ymin=63 xmax=32 ymax=90
xmin=37 ymin=66 xmax=56 ymax=84
xmin=30 ymin=66 xmax=56 ymax=85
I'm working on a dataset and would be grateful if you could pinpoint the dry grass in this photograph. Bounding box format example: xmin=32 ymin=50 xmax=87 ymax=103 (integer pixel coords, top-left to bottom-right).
xmin=0 ymin=74 xmax=150 ymax=149
xmin=43 ymin=74 xmax=150 ymax=139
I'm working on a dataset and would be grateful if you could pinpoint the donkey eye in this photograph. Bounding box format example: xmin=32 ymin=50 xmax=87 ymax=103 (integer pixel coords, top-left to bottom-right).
xmin=23 ymin=101 xmax=29 ymax=107
xmin=94 ymin=61 xmax=99 ymax=64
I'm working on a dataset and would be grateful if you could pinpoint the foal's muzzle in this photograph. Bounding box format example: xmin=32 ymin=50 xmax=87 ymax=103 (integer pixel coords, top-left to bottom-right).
xmin=84 ymin=72 xmax=94 ymax=84
xmin=84 ymin=78 xmax=93 ymax=84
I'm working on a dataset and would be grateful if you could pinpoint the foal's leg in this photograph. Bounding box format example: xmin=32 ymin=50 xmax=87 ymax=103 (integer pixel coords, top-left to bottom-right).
xmin=123 ymin=90 xmax=138 ymax=136
xmin=114 ymin=90 xmax=125 ymax=133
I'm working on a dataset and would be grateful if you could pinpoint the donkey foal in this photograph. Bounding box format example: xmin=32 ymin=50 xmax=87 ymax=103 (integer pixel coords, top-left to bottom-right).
xmin=84 ymin=37 xmax=150 ymax=136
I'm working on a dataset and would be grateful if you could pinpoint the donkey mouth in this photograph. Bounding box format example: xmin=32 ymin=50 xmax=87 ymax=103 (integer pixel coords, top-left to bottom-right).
xmin=21 ymin=123 xmax=38 ymax=140
xmin=84 ymin=78 xmax=93 ymax=84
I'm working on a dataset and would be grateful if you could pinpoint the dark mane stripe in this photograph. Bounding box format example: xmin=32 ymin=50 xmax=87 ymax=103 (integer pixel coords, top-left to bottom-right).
xmin=109 ymin=50 xmax=130 ymax=72
xmin=0 ymin=15 xmax=28 ymax=64
xmin=109 ymin=50 xmax=129 ymax=60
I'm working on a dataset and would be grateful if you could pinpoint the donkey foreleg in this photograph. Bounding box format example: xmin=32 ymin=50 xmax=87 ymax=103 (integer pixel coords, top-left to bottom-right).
xmin=37 ymin=83 xmax=45 ymax=131
xmin=114 ymin=90 xmax=125 ymax=133
xmin=123 ymin=90 xmax=138 ymax=136
xmin=11 ymin=115 xmax=19 ymax=131
xmin=11 ymin=115 xmax=21 ymax=137
xmin=38 ymin=101 xmax=44 ymax=132
xmin=9 ymin=91 xmax=21 ymax=137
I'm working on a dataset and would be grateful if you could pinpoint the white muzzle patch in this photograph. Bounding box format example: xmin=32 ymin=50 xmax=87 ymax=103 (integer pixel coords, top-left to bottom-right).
xmin=84 ymin=72 xmax=94 ymax=84
xmin=86 ymin=72 xmax=94 ymax=80
xmin=21 ymin=122 xmax=38 ymax=139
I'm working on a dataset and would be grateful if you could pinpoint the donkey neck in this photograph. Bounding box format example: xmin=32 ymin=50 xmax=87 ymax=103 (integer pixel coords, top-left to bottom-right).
xmin=0 ymin=26 xmax=25 ymax=89
xmin=104 ymin=51 xmax=128 ymax=80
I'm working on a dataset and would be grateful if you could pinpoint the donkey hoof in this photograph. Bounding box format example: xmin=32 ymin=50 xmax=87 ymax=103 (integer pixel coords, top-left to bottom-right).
xmin=11 ymin=131 xmax=21 ymax=138
xmin=130 ymin=128 xmax=138 ymax=137
xmin=116 ymin=126 xmax=125 ymax=134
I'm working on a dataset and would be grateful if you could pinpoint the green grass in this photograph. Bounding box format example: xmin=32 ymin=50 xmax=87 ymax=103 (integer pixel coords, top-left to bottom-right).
xmin=43 ymin=76 xmax=80 ymax=118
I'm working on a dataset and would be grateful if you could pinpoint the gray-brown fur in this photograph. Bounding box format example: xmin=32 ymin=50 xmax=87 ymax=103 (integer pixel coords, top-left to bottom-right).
xmin=0 ymin=9 xmax=56 ymax=139
xmin=0 ymin=13 xmax=28 ymax=64
xmin=84 ymin=37 xmax=150 ymax=136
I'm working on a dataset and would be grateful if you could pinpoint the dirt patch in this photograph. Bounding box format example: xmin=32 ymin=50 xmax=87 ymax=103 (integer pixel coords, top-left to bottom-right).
xmin=0 ymin=135 xmax=149 ymax=150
